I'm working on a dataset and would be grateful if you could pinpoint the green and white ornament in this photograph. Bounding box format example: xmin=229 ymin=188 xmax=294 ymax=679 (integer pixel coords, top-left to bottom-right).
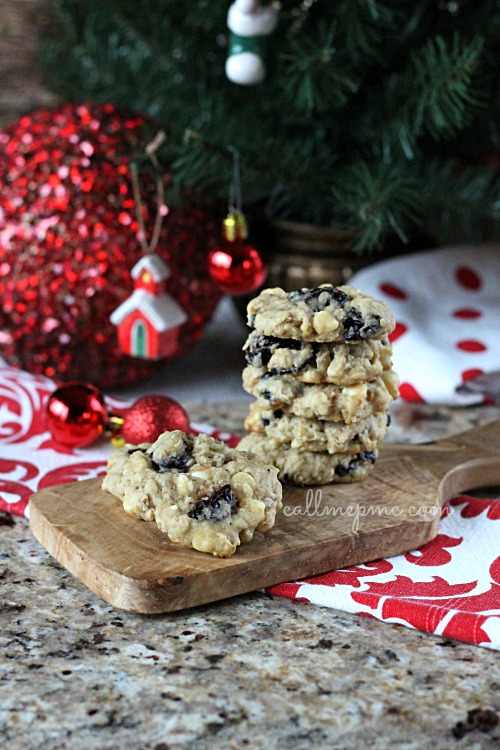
xmin=226 ymin=0 xmax=279 ymax=85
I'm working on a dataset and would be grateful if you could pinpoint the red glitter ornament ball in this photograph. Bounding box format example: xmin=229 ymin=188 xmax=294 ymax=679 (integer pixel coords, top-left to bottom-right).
xmin=46 ymin=382 xmax=108 ymax=448
xmin=121 ymin=395 xmax=190 ymax=444
xmin=0 ymin=103 xmax=223 ymax=389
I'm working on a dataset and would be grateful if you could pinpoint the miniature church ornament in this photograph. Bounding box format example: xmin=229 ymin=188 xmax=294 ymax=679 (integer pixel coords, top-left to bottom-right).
xmin=111 ymin=254 xmax=187 ymax=359
xmin=110 ymin=132 xmax=188 ymax=360
xmin=226 ymin=0 xmax=279 ymax=85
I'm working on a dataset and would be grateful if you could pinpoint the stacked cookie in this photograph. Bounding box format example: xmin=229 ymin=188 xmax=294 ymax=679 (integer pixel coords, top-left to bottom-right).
xmin=237 ymin=284 xmax=399 ymax=485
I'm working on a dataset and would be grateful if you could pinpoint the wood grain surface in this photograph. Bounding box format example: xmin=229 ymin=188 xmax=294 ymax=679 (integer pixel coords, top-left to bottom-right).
xmin=29 ymin=420 xmax=500 ymax=614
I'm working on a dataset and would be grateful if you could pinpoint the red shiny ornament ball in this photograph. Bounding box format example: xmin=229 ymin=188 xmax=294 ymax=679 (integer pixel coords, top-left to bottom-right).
xmin=0 ymin=103 xmax=223 ymax=389
xmin=46 ymin=382 xmax=108 ymax=447
xmin=121 ymin=395 xmax=190 ymax=445
xmin=208 ymin=240 xmax=267 ymax=296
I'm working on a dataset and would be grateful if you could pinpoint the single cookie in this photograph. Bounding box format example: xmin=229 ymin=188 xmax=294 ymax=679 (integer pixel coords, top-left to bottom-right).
xmin=245 ymin=405 xmax=389 ymax=453
xmin=102 ymin=431 xmax=282 ymax=558
xmin=244 ymin=332 xmax=393 ymax=385
xmin=247 ymin=285 xmax=395 ymax=343
xmin=243 ymin=366 xmax=399 ymax=423
xmin=238 ymin=434 xmax=378 ymax=485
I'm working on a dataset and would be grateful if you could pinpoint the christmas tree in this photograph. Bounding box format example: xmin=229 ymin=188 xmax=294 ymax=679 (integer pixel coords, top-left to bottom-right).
xmin=44 ymin=0 xmax=499 ymax=254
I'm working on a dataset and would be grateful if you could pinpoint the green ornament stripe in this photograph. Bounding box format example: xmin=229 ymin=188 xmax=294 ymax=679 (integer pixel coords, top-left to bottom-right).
xmin=228 ymin=31 xmax=269 ymax=58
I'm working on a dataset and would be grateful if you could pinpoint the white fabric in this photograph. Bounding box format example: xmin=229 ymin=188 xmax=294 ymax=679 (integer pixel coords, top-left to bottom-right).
xmin=350 ymin=244 xmax=500 ymax=405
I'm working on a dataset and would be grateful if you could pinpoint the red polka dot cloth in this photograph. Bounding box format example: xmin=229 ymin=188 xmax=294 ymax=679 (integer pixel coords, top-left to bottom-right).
xmin=350 ymin=244 xmax=500 ymax=405
xmin=1 ymin=362 xmax=499 ymax=649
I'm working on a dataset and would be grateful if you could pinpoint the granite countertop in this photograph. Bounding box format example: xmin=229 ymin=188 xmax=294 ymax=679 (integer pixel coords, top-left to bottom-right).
xmin=2 ymin=401 xmax=500 ymax=750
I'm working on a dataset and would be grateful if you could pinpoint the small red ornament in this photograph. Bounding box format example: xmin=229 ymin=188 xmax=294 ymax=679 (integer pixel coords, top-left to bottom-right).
xmin=45 ymin=383 xmax=190 ymax=447
xmin=121 ymin=395 xmax=190 ymax=444
xmin=208 ymin=210 xmax=266 ymax=295
xmin=46 ymin=383 xmax=108 ymax=448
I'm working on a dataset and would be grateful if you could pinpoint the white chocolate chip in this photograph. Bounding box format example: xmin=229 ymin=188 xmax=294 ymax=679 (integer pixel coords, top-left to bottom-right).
xmin=176 ymin=474 xmax=193 ymax=495
xmin=191 ymin=469 xmax=211 ymax=481
xmin=246 ymin=499 xmax=266 ymax=522
xmin=232 ymin=471 xmax=257 ymax=489
xmin=313 ymin=310 xmax=339 ymax=334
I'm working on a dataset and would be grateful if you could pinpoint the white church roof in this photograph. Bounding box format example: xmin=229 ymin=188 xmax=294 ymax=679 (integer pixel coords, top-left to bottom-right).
xmin=110 ymin=289 xmax=187 ymax=331
xmin=131 ymin=254 xmax=171 ymax=281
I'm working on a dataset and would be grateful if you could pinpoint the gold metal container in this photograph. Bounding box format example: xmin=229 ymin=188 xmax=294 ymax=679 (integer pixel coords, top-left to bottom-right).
xmin=261 ymin=219 xmax=366 ymax=290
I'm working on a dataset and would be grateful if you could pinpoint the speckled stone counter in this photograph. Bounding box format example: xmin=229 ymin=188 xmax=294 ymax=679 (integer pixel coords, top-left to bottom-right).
xmin=2 ymin=402 xmax=500 ymax=750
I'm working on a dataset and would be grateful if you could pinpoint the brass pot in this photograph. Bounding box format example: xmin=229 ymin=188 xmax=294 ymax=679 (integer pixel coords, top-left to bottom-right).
xmin=255 ymin=218 xmax=420 ymax=291
xmin=233 ymin=217 xmax=433 ymax=321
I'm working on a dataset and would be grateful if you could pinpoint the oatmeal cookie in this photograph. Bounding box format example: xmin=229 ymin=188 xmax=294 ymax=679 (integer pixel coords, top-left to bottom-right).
xmin=245 ymin=405 xmax=389 ymax=453
xmin=102 ymin=431 xmax=282 ymax=558
xmin=243 ymin=366 xmax=399 ymax=423
xmin=247 ymin=285 xmax=395 ymax=343
xmin=244 ymin=332 xmax=393 ymax=385
xmin=238 ymin=434 xmax=378 ymax=485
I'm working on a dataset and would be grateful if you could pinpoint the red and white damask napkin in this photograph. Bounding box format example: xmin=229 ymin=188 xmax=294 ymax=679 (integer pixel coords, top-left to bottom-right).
xmin=268 ymin=497 xmax=500 ymax=650
xmin=350 ymin=243 xmax=500 ymax=405
xmin=1 ymin=363 xmax=500 ymax=650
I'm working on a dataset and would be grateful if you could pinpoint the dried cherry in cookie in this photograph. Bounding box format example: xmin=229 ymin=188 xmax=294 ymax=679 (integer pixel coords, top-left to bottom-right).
xmin=244 ymin=333 xmax=308 ymax=372
xmin=343 ymin=309 xmax=382 ymax=341
xmin=335 ymin=451 xmax=377 ymax=478
xmin=187 ymin=484 xmax=236 ymax=521
xmin=151 ymin=441 xmax=193 ymax=473
xmin=359 ymin=451 xmax=377 ymax=462
xmin=289 ymin=286 xmax=348 ymax=311
xmin=244 ymin=334 xmax=284 ymax=367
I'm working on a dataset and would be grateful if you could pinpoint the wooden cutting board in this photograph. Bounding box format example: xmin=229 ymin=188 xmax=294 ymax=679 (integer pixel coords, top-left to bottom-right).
xmin=29 ymin=419 xmax=500 ymax=614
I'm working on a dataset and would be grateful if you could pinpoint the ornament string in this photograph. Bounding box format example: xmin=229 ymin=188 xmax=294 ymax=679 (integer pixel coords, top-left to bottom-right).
xmin=129 ymin=130 xmax=167 ymax=256
xmin=228 ymin=145 xmax=243 ymax=214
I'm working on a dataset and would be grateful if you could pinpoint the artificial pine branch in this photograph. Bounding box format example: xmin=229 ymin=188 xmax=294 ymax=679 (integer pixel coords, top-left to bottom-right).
xmin=408 ymin=33 xmax=486 ymax=140
xmin=331 ymin=162 xmax=423 ymax=252
xmin=42 ymin=0 xmax=500 ymax=254
xmin=420 ymin=158 xmax=500 ymax=237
